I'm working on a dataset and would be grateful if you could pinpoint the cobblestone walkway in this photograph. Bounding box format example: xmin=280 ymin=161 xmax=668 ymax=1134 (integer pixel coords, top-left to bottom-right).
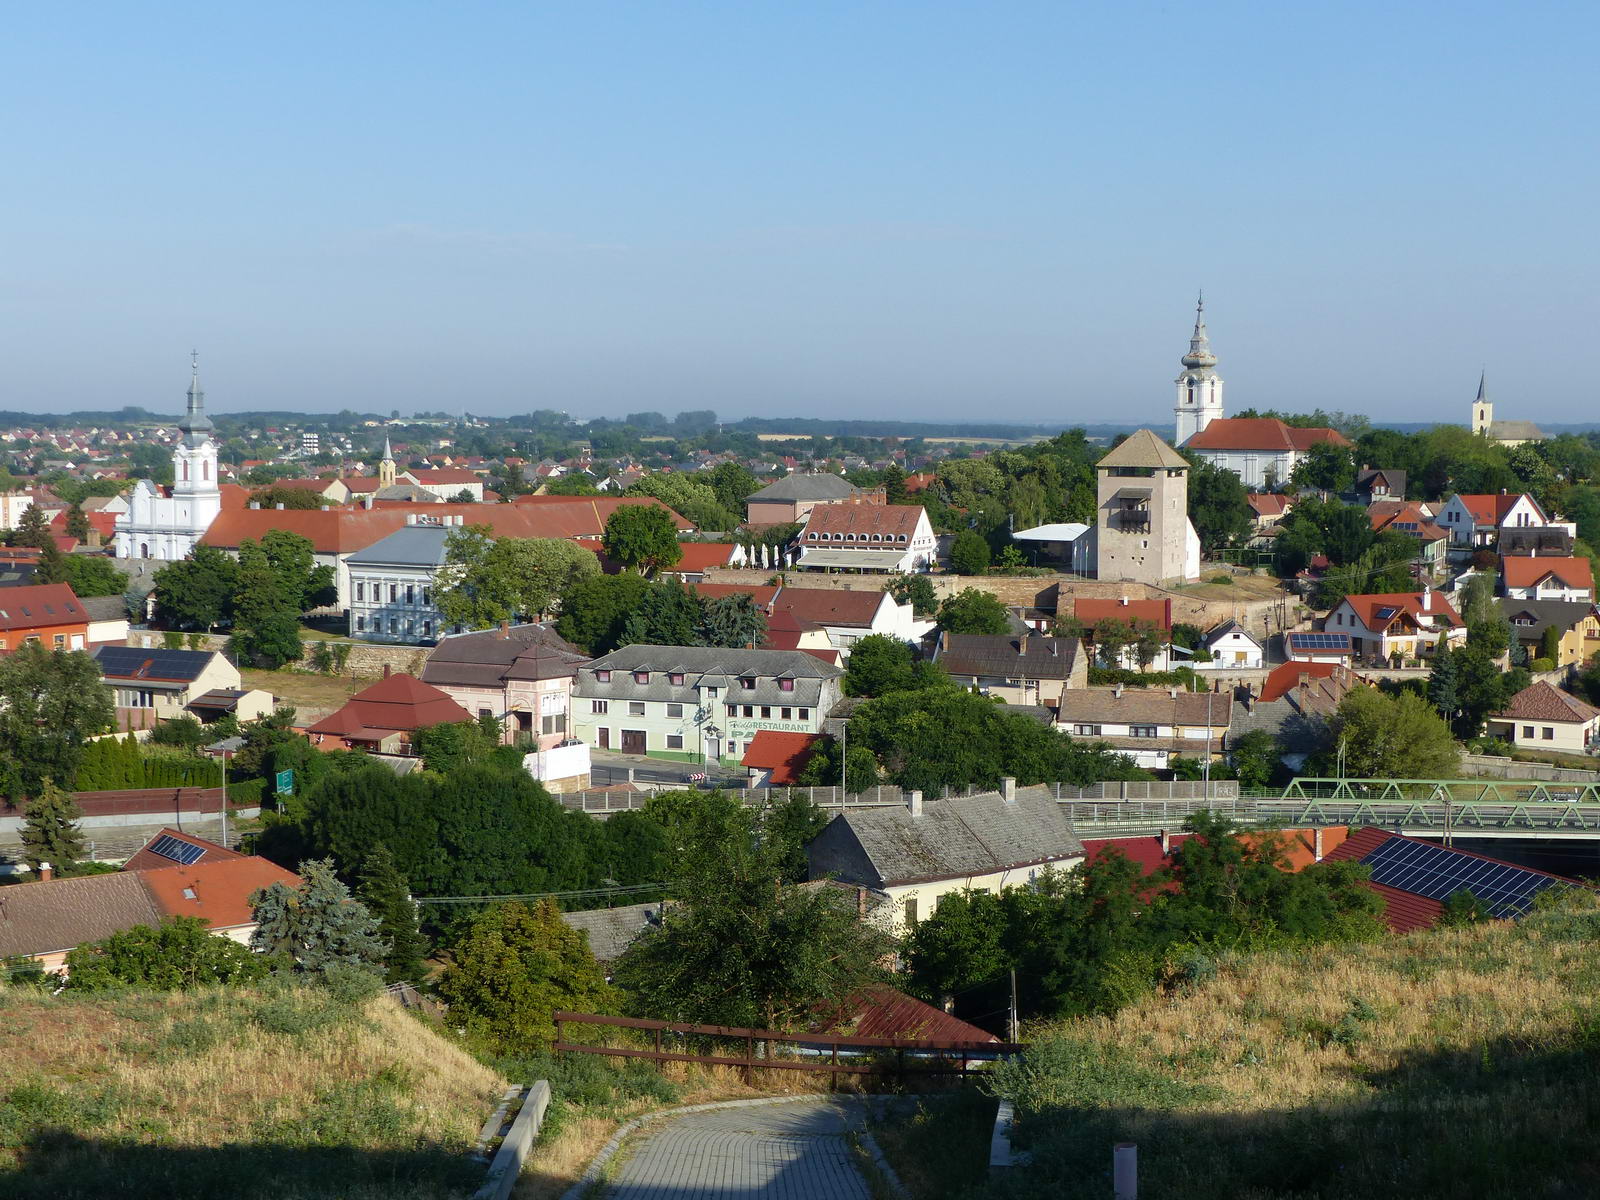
xmin=603 ymin=1098 xmax=876 ymax=1199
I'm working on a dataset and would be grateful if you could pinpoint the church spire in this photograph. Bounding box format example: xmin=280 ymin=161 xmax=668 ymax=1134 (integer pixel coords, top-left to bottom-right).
xmin=1181 ymin=292 xmax=1217 ymax=372
xmin=1476 ymin=370 xmax=1488 ymax=403
xmin=378 ymin=434 xmax=396 ymax=488
xmin=178 ymin=350 xmax=213 ymax=446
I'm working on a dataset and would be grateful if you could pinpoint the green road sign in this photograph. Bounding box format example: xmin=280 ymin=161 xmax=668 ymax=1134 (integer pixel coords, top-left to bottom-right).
xmin=276 ymin=769 xmax=294 ymax=795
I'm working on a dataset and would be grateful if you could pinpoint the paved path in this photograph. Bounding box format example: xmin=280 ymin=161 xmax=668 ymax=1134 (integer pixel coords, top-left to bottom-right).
xmin=602 ymin=1098 xmax=881 ymax=1199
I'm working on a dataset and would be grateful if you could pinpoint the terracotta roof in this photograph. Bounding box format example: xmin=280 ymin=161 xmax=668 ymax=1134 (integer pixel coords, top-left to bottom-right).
xmin=802 ymin=505 xmax=925 ymax=538
xmin=1502 ymin=556 xmax=1592 ymax=592
xmin=1057 ymin=687 xmax=1232 ymax=728
xmin=0 ymin=583 xmax=85 ymax=632
xmin=1247 ymin=493 xmax=1292 ymax=519
xmin=1339 ymin=591 xmax=1462 ymax=631
xmin=668 ymin=543 xmax=740 ymax=572
xmin=139 ymin=857 xmax=302 ymax=930
xmin=1452 ymin=493 xmax=1544 ymax=526
xmin=690 ymin=583 xmax=782 ymax=608
xmin=1071 ymin=597 xmax=1172 ymax=630
xmin=1493 ymin=680 xmax=1600 ymax=725
xmin=828 ymin=985 xmax=1000 ymax=1044
xmin=774 ymin=588 xmax=887 ymax=627
xmin=122 ymin=827 xmax=243 ymax=873
xmin=1083 ymin=827 xmax=1349 ymax=881
xmin=307 ymin=672 xmax=473 ymax=738
xmin=1259 ymin=660 xmax=1336 ymax=703
xmin=740 ymin=731 xmax=821 ymax=785
xmin=1184 ymin=417 xmax=1349 ymax=452
xmin=510 ymin=493 xmax=693 ymax=529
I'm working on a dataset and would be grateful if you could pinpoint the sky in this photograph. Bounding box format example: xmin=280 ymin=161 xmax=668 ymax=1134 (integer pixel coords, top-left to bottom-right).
xmin=1 ymin=2 xmax=1596 ymax=426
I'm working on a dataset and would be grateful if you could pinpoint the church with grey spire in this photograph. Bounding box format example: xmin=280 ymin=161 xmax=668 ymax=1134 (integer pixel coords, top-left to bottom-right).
xmin=1470 ymin=372 xmax=1546 ymax=447
xmin=114 ymin=355 xmax=224 ymax=560
xmin=1174 ymin=294 xmax=1224 ymax=445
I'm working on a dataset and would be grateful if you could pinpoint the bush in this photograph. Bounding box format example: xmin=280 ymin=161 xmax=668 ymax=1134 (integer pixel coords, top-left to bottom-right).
xmin=1531 ymin=657 xmax=1556 ymax=672
xmin=64 ymin=917 xmax=269 ymax=991
xmin=1088 ymin=666 xmax=1204 ymax=691
xmin=1208 ymin=573 xmax=1234 ymax=585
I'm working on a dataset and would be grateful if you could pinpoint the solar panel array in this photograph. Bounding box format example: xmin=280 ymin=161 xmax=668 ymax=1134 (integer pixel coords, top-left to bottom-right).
xmin=1360 ymin=836 xmax=1564 ymax=918
xmin=147 ymin=834 xmax=207 ymax=866
xmin=1288 ymin=632 xmax=1352 ymax=650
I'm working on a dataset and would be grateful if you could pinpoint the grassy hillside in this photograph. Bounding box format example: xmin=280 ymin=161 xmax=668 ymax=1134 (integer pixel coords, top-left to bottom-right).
xmin=0 ymin=984 xmax=507 ymax=1200
xmin=981 ymin=894 xmax=1600 ymax=1200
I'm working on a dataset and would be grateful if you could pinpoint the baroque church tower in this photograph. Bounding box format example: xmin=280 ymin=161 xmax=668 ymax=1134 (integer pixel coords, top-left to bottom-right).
xmin=1173 ymin=294 xmax=1224 ymax=446
xmin=113 ymin=354 xmax=224 ymax=561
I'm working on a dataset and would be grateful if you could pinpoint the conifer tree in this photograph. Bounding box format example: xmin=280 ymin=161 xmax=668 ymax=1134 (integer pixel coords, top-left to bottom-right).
xmin=249 ymin=858 xmax=385 ymax=981
xmin=13 ymin=502 xmax=51 ymax=550
xmin=34 ymin=538 xmax=68 ymax=584
xmin=357 ymin=845 xmax=427 ymax=986
xmin=65 ymin=502 xmax=90 ymax=541
xmin=20 ymin=779 xmax=85 ymax=876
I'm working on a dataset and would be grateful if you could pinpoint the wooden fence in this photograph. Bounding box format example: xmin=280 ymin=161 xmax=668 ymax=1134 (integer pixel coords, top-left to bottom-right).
xmin=553 ymin=1010 xmax=1025 ymax=1089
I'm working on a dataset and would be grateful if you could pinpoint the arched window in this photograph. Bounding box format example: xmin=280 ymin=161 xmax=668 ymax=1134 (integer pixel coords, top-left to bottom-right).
xmin=203 ymin=460 xmax=210 ymax=481
xmin=180 ymin=460 xmax=188 ymax=482
xmin=139 ymin=542 xmax=149 ymax=559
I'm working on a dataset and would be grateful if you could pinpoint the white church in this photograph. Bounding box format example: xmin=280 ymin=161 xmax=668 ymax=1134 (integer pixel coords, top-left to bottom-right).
xmin=114 ymin=357 xmax=224 ymax=561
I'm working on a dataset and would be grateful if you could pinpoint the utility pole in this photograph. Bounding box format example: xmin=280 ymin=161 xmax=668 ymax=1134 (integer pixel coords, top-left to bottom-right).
xmin=1009 ymin=968 xmax=1019 ymax=1043
xmin=839 ymin=719 xmax=848 ymax=811
xmin=219 ymin=750 xmax=230 ymax=848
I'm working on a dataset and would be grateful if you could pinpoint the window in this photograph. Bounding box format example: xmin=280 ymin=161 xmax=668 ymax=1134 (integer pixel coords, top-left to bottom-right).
xmin=1523 ymin=725 xmax=1534 ymax=738
xmin=595 ymin=670 xmax=611 ymax=682
xmin=903 ymin=897 xmax=919 ymax=927
xmin=1130 ymin=725 xmax=1158 ymax=738
xmin=781 ymin=707 xmax=791 ymax=720
xmin=726 ymin=703 xmax=737 ymax=717
xmin=542 ymin=712 xmax=561 ymax=735
xmin=666 ymin=703 xmax=684 ymax=718
xmin=1074 ymin=724 xmax=1102 ymax=736
xmin=669 ymin=672 xmax=684 ymax=685
xmin=739 ymin=676 xmax=756 ymax=690
xmin=759 ymin=706 xmax=770 ymax=718
xmin=742 ymin=705 xmax=754 ymax=718
xmin=355 ymin=616 xmax=365 ymax=631
xmin=355 ymin=582 xmax=365 ymax=602
xmin=666 ymin=734 xmax=684 ymax=750
xmin=389 ymin=583 xmax=398 ymax=602
xmin=778 ymin=677 xmax=795 ymax=691
xmin=422 ymin=620 xmax=432 ymax=637
xmin=634 ymin=671 xmax=650 ymax=684
xmin=479 ymin=708 xmax=492 ymax=721
xmin=422 ymin=588 xmax=431 ymax=605
xmin=1543 ymin=727 xmax=1555 ymax=740
xmin=592 ymin=700 xmax=609 ymax=714
xmin=629 ymin=701 xmax=646 ymax=716
xmin=52 ymin=634 xmax=64 ymax=649
xmin=704 ymin=686 xmax=718 ymax=697
xmin=406 ymin=585 xmax=415 ymax=605
xmin=798 ymin=708 xmax=809 ymax=720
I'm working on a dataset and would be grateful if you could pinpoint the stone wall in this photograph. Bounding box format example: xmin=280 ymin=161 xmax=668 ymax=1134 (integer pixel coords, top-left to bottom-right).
xmin=123 ymin=629 xmax=428 ymax=680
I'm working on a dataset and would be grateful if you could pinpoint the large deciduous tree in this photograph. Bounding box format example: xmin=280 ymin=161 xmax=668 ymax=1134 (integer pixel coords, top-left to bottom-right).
xmin=602 ymin=505 xmax=683 ymax=575
xmin=231 ymin=541 xmax=304 ymax=668
xmin=554 ymin=572 xmax=653 ymax=654
xmin=936 ymin=588 xmax=1010 ymax=635
xmin=0 ymin=644 xmax=115 ymax=800
xmin=1320 ymin=687 xmax=1460 ymax=778
xmin=153 ymin=545 xmax=240 ymax=631
xmin=435 ymin=526 xmax=601 ymax=630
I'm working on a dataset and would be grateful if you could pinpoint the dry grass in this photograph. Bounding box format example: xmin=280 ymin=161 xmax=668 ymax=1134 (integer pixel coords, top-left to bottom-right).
xmin=0 ymin=985 xmax=507 ymax=1200
xmin=982 ymin=894 xmax=1600 ymax=1199
xmin=241 ymin=668 xmax=367 ymax=721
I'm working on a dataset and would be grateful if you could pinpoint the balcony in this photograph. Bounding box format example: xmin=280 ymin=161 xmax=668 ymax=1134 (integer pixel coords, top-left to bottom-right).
xmin=1112 ymin=508 xmax=1151 ymax=533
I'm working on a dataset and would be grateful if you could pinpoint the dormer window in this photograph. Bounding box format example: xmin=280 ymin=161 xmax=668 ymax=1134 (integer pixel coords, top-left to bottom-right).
xmin=634 ymin=671 xmax=650 ymax=684
xmin=739 ymin=676 xmax=756 ymax=690
xmin=669 ymin=672 xmax=685 ymax=685
xmin=778 ymin=677 xmax=795 ymax=691
xmin=595 ymin=670 xmax=611 ymax=682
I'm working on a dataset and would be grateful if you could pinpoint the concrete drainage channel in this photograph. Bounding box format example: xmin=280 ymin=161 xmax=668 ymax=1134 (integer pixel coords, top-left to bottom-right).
xmin=473 ymin=1080 xmax=552 ymax=1200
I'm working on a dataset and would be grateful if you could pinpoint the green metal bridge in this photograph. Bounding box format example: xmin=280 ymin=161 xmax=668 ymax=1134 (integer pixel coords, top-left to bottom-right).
xmin=1063 ymin=778 xmax=1600 ymax=841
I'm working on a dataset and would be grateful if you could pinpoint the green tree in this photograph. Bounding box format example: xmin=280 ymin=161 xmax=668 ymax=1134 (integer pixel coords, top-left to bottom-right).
xmin=611 ymin=803 xmax=891 ymax=1029
xmin=412 ymin=720 xmax=498 ymax=772
xmin=249 ymin=858 xmax=386 ymax=981
xmin=554 ymin=572 xmax=653 ymax=654
xmin=261 ymin=529 xmax=336 ymax=611
xmin=249 ymin=485 xmax=325 ymax=510
xmin=949 ymin=530 xmax=991 ymax=575
xmin=12 ymin=502 xmax=51 ymax=549
xmin=696 ymin=592 xmax=769 ymax=648
xmin=1228 ymin=729 xmax=1283 ymax=789
xmin=887 ymin=572 xmax=937 ymax=616
xmin=153 ymin=545 xmax=240 ymax=631
xmin=1320 ymin=688 xmax=1461 ymax=777
xmin=882 ymin=464 xmax=909 ymax=505
xmin=64 ymin=502 xmax=90 ymax=541
xmin=622 ymin=576 xmax=702 ymax=646
xmin=0 ymin=645 xmax=115 ymax=800
xmin=843 ymin=633 xmax=916 ymax=696
xmin=232 ymin=541 xmax=303 ymax=668
xmin=626 ymin=473 xmax=738 ymax=530
xmin=59 ymin=554 xmax=129 ymax=598
xmin=436 ymin=527 xmax=601 ymax=629
xmin=438 ymin=899 xmax=616 ymax=1053
xmin=33 ymin=538 xmax=68 ymax=584
xmin=19 ymin=780 xmax=86 ymax=876
xmin=357 ymin=845 xmax=428 ymax=986
xmin=602 ymin=505 xmax=684 ymax=574
xmin=902 ymin=888 xmax=1011 ymax=1005
xmin=1184 ymin=456 xmax=1252 ymax=550
xmin=1539 ymin=624 xmax=1562 ymax=664
xmin=936 ymin=588 xmax=1010 ymax=635
xmin=705 ymin=461 xmax=759 ymax=519
xmin=541 ymin=472 xmax=599 ymax=496
xmin=1290 ymin=441 xmax=1358 ymax=493
xmin=64 ymin=917 xmax=267 ymax=991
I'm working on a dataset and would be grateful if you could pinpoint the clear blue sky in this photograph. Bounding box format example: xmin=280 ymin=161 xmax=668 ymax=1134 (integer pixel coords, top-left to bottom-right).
xmin=2 ymin=2 xmax=1594 ymax=425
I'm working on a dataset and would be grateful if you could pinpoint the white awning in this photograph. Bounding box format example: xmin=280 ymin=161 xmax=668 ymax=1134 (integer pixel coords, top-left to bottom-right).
xmin=796 ymin=549 xmax=911 ymax=571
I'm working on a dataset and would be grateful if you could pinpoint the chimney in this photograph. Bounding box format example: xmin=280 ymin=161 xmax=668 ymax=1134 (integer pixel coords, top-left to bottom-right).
xmin=383 ymin=664 xmax=392 ymax=679
xmin=1422 ymin=583 xmax=1433 ymax=612
xmin=249 ymin=501 xmax=260 ymax=510
xmin=907 ymin=790 xmax=923 ymax=818
xmin=1314 ymin=828 xmax=1325 ymax=860
xmin=1120 ymin=596 xmax=1130 ymax=606
xmin=1016 ymin=637 xmax=1026 ymax=657
xmin=275 ymin=503 xmax=285 ymax=510
xmin=406 ymin=512 xmax=417 ymax=525
xmin=1113 ymin=682 xmax=1124 ymax=699
xmin=1001 ymin=777 xmax=1017 ymax=803
xmin=1169 ymin=686 xmax=1179 ymax=698
xmin=856 ymin=886 xmax=867 ymax=919
xmin=1158 ymin=830 xmax=1170 ymax=854
xmin=37 ymin=862 xmax=52 ymax=882
xmin=362 ymin=492 xmax=374 ymax=509
xmin=498 ymin=620 xmax=510 ymax=639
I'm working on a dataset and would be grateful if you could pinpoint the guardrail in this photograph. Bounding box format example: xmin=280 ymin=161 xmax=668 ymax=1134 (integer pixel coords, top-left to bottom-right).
xmin=553 ymin=1010 xmax=1024 ymax=1089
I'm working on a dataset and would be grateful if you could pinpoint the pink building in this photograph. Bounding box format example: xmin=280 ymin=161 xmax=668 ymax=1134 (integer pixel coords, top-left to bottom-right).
xmin=420 ymin=623 xmax=589 ymax=749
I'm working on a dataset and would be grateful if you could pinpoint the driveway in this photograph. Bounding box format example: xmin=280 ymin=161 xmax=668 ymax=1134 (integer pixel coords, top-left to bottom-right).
xmin=601 ymin=1097 xmax=883 ymax=1199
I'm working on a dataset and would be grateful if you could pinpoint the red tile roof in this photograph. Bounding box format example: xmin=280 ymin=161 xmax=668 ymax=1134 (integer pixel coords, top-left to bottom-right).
xmin=741 ymin=731 xmax=821 ymax=785
xmin=1452 ymin=493 xmax=1545 ymax=526
xmin=775 ymin=588 xmax=886 ymax=627
xmin=1072 ymin=597 xmax=1172 ymax=630
xmin=123 ymin=828 xmax=243 ymax=873
xmin=1494 ymin=680 xmax=1600 ymax=724
xmin=0 ymin=583 xmax=86 ymax=633
xmin=1247 ymin=493 xmax=1292 ymax=519
xmin=802 ymin=504 xmax=925 ymax=538
xmin=140 ymin=857 xmax=303 ymax=930
xmin=1340 ymin=591 xmax=1462 ymax=631
xmin=833 ymin=985 xmax=1000 ymax=1044
xmin=306 ymin=673 xmax=472 ymax=739
xmin=1502 ymin=556 xmax=1592 ymax=592
xmin=669 ymin=543 xmax=740 ymax=572
xmin=1259 ymin=660 xmax=1339 ymax=703
xmin=1184 ymin=417 xmax=1350 ymax=452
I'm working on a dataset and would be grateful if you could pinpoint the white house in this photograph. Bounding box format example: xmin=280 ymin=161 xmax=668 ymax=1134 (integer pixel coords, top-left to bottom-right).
xmin=345 ymin=520 xmax=452 ymax=642
xmin=1486 ymin=682 xmax=1600 ymax=755
xmin=400 ymin=468 xmax=485 ymax=502
xmin=1198 ymin=619 xmax=1263 ymax=669
xmin=1435 ymin=492 xmax=1551 ymax=548
xmin=804 ymin=782 xmax=1086 ymax=936
xmin=1324 ymin=588 xmax=1467 ymax=662
xmin=1181 ymin=417 xmax=1351 ymax=490
xmin=1500 ymin=556 xmax=1593 ymax=603
xmin=113 ymin=360 xmax=223 ymax=561
xmin=796 ymin=504 xmax=937 ymax=573
xmin=1054 ymin=685 xmax=1232 ymax=770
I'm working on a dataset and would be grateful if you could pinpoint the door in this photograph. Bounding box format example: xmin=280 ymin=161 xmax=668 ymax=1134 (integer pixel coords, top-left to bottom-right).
xmin=621 ymin=729 xmax=646 ymax=755
xmin=597 ymin=727 xmax=610 ymax=750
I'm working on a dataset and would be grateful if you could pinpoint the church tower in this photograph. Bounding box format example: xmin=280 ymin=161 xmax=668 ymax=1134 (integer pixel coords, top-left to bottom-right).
xmin=1471 ymin=372 xmax=1493 ymax=435
xmin=171 ymin=353 xmax=221 ymax=531
xmin=377 ymin=436 xmax=397 ymax=488
xmin=1173 ymin=294 xmax=1224 ymax=446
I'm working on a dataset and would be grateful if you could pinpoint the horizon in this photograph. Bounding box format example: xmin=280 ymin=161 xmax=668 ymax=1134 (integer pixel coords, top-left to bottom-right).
xmin=1 ymin=3 xmax=1594 ymax=423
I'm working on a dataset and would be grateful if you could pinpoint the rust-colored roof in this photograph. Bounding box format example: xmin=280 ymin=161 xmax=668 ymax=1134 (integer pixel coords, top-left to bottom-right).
xmin=690 ymin=583 xmax=782 ymax=608
xmin=1502 ymin=556 xmax=1592 ymax=592
xmin=1184 ymin=417 xmax=1349 ymax=452
xmin=1072 ymin=597 xmax=1172 ymax=630
xmin=1258 ymin=660 xmax=1360 ymax=705
xmin=775 ymin=588 xmax=886 ymax=627
xmin=123 ymin=827 xmax=244 ymax=873
xmin=0 ymin=583 xmax=86 ymax=633
xmin=1340 ymin=591 xmax=1462 ymax=631
xmin=668 ymin=543 xmax=740 ymax=572
xmin=1452 ymin=492 xmax=1544 ymax=526
xmin=802 ymin=504 xmax=925 ymax=538
xmin=1494 ymin=680 xmax=1600 ymax=724
xmin=307 ymin=672 xmax=473 ymax=737
xmin=140 ymin=857 xmax=303 ymax=930
xmin=1247 ymin=493 xmax=1292 ymax=518
xmin=740 ymin=731 xmax=820 ymax=785
xmin=836 ymin=986 xmax=1000 ymax=1044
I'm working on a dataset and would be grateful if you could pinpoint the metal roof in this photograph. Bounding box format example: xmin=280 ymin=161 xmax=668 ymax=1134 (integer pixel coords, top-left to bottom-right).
xmin=93 ymin=645 xmax=216 ymax=683
xmin=344 ymin=524 xmax=452 ymax=568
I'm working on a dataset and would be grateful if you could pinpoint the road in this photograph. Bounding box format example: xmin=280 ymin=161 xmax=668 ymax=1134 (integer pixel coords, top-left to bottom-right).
xmin=587 ymin=749 xmax=746 ymax=791
xmin=602 ymin=1098 xmax=883 ymax=1200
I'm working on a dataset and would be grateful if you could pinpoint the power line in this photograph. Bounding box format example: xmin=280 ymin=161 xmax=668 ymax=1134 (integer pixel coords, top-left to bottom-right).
xmin=414 ymin=882 xmax=669 ymax=906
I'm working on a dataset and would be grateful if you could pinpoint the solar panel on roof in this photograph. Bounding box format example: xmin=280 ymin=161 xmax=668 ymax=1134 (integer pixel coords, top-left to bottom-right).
xmin=1290 ymin=633 xmax=1351 ymax=650
xmin=147 ymin=834 xmax=206 ymax=866
xmin=1360 ymin=837 xmax=1564 ymax=918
